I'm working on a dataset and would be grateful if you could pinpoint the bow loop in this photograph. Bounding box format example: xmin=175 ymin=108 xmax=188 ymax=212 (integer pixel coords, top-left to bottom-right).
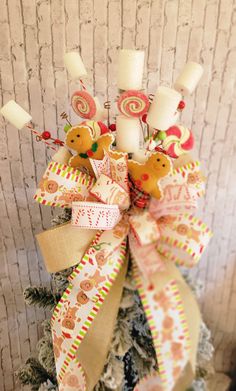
xmin=71 ymin=201 xmax=121 ymax=230
xmin=90 ymin=173 xmax=130 ymax=210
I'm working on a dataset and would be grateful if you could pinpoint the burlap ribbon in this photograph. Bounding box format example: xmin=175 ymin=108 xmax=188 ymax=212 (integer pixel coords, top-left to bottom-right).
xmin=35 ymin=153 xmax=212 ymax=391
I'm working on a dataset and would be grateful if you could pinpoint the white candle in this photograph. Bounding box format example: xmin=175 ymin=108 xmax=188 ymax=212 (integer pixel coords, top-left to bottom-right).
xmin=174 ymin=61 xmax=203 ymax=95
xmin=132 ymin=149 xmax=150 ymax=163
xmin=118 ymin=49 xmax=145 ymax=90
xmin=0 ymin=100 xmax=32 ymax=129
xmin=52 ymin=147 xmax=72 ymax=164
xmin=116 ymin=115 xmax=140 ymax=153
xmin=147 ymin=87 xmax=181 ymax=131
xmin=64 ymin=52 xmax=87 ymax=80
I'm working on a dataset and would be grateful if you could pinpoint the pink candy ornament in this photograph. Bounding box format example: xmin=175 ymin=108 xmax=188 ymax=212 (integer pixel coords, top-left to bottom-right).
xmin=117 ymin=90 xmax=149 ymax=118
xmin=71 ymin=90 xmax=96 ymax=119
xmin=162 ymin=125 xmax=194 ymax=158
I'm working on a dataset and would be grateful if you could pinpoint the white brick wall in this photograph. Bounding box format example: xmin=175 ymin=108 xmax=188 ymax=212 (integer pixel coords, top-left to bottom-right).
xmin=0 ymin=0 xmax=235 ymax=389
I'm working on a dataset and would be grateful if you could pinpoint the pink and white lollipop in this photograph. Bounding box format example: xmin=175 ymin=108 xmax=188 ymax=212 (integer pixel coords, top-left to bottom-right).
xmin=71 ymin=90 xmax=96 ymax=119
xmin=162 ymin=125 xmax=194 ymax=158
xmin=117 ymin=90 xmax=149 ymax=118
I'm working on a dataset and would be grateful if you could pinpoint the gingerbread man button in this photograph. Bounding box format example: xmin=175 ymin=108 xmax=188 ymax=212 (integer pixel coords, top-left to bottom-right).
xmin=128 ymin=152 xmax=172 ymax=199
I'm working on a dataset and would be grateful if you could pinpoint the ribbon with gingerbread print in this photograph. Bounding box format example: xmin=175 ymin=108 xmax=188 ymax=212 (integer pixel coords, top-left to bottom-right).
xmin=35 ymin=154 xmax=212 ymax=391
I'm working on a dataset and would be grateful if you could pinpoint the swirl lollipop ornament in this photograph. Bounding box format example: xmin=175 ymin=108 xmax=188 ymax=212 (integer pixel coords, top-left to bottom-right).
xmin=117 ymin=90 xmax=150 ymax=118
xmin=162 ymin=125 xmax=194 ymax=158
xmin=71 ymin=90 xmax=97 ymax=119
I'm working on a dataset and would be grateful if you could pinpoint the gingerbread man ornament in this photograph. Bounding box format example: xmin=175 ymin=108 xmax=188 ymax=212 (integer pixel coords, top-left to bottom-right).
xmin=128 ymin=152 xmax=172 ymax=199
xmin=66 ymin=124 xmax=114 ymax=175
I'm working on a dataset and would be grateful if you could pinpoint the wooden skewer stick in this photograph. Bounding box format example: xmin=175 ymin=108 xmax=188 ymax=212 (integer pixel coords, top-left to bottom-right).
xmin=60 ymin=112 xmax=72 ymax=126
xmin=148 ymin=93 xmax=154 ymax=103
xmin=104 ymin=100 xmax=111 ymax=127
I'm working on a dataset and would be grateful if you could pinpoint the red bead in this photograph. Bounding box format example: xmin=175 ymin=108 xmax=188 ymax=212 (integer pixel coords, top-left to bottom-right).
xmin=53 ymin=139 xmax=64 ymax=146
xmin=41 ymin=131 xmax=51 ymax=140
xmin=87 ymin=149 xmax=94 ymax=157
xmin=98 ymin=121 xmax=109 ymax=135
xmin=134 ymin=179 xmax=142 ymax=188
xmin=142 ymin=113 xmax=147 ymax=123
xmin=141 ymin=173 xmax=149 ymax=181
xmin=109 ymin=123 xmax=116 ymax=132
xmin=178 ymin=100 xmax=186 ymax=110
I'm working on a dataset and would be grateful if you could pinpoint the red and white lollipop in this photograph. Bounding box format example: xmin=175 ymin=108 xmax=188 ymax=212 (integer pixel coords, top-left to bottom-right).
xmin=117 ymin=90 xmax=149 ymax=118
xmin=162 ymin=125 xmax=194 ymax=158
xmin=71 ymin=90 xmax=96 ymax=119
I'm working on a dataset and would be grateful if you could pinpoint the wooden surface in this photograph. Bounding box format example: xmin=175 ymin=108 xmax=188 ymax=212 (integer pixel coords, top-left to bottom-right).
xmin=0 ymin=0 xmax=235 ymax=389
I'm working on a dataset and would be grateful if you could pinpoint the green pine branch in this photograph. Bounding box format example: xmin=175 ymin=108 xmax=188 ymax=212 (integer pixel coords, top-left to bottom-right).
xmin=24 ymin=287 xmax=60 ymax=310
xmin=16 ymin=357 xmax=54 ymax=390
xmin=51 ymin=208 xmax=72 ymax=226
xmin=37 ymin=336 xmax=56 ymax=377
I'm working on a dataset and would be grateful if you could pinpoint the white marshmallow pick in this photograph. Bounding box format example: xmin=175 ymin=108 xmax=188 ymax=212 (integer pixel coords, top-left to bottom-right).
xmin=64 ymin=52 xmax=87 ymax=80
xmin=116 ymin=115 xmax=141 ymax=153
xmin=117 ymin=49 xmax=145 ymax=90
xmin=147 ymin=87 xmax=181 ymax=131
xmin=174 ymin=61 xmax=203 ymax=95
xmin=0 ymin=100 xmax=32 ymax=129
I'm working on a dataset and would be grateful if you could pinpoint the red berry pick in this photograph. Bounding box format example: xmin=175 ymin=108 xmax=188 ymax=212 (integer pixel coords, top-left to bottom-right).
xmin=178 ymin=100 xmax=186 ymax=111
xmin=41 ymin=131 xmax=51 ymax=140
xmin=109 ymin=123 xmax=116 ymax=132
xmin=142 ymin=113 xmax=147 ymax=123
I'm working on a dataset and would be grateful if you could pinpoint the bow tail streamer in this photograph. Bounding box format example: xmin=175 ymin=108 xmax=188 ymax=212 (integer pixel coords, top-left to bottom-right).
xmin=76 ymin=257 xmax=128 ymax=390
xmin=132 ymin=259 xmax=200 ymax=391
xmin=50 ymin=226 xmax=128 ymax=391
